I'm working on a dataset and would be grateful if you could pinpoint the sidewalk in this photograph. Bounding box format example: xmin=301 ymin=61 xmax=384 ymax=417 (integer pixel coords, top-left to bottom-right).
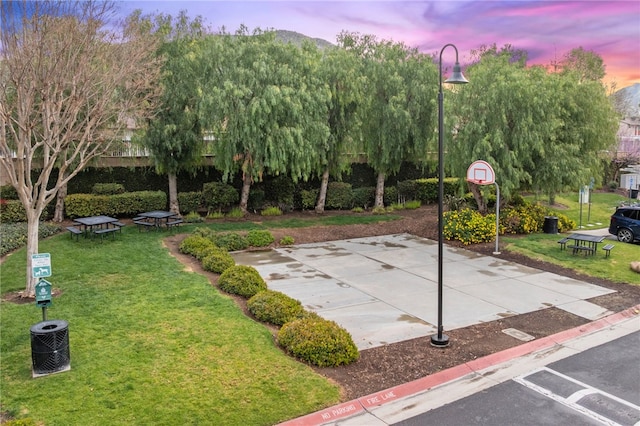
xmin=278 ymin=305 xmax=640 ymax=426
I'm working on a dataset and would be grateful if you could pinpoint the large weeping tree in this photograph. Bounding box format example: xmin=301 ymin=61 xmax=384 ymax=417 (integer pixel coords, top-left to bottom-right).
xmin=0 ymin=1 xmax=162 ymax=297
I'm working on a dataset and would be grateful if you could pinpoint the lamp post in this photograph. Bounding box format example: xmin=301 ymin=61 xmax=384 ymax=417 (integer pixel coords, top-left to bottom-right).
xmin=431 ymin=44 xmax=468 ymax=348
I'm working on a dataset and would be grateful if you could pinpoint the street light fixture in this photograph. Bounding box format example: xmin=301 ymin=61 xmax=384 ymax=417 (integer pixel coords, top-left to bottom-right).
xmin=431 ymin=43 xmax=468 ymax=348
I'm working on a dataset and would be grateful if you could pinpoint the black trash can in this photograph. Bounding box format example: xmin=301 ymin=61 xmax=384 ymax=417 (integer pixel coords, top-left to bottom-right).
xmin=30 ymin=320 xmax=70 ymax=375
xmin=543 ymin=216 xmax=559 ymax=234
xmin=631 ymin=189 xmax=639 ymax=199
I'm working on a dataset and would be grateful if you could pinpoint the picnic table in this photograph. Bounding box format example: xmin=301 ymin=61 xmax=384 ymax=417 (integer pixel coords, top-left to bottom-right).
xmin=134 ymin=211 xmax=183 ymax=231
xmin=70 ymin=215 xmax=121 ymax=240
xmin=565 ymin=233 xmax=606 ymax=256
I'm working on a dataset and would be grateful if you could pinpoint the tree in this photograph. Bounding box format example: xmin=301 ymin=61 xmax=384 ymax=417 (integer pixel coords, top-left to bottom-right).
xmin=140 ymin=12 xmax=208 ymax=215
xmin=200 ymin=29 xmax=330 ymax=212
xmin=313 ymin=42 xmax=364 ymax=213
xmin=342 ymin=33 xmax=438 ymax=208
xmin=449 ymin=54 xmax=558 ymax=212
xmin=0 ymin=1 xmax=162 ymax=296
xmin=559 ymin=47 xmax=606 ymax=83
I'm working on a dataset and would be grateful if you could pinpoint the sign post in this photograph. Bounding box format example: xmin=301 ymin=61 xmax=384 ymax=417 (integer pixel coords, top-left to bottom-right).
xmin=467 ymin=161 xmax=500 ymax=255
xmin=31 ymin=253 xmax=52 ymax=321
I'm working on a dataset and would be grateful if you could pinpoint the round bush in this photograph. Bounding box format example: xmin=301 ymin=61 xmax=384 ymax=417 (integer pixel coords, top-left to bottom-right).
xmin=247 ymin=290 xmax=305 ymax=326
xmin=179 ymin=235 xmax=216 ymax=258
xmin=218 ymin=265 xmax=267 ymax=298
xmin=201 ymin=249 xmax=235 ymax=274
xmin=212 ymin=232 xmax=249 ymax=251
xmin=277 ymin=317 xmax=359 ymax=367
xmin=246 ymin=230 xmax=275 ymax=247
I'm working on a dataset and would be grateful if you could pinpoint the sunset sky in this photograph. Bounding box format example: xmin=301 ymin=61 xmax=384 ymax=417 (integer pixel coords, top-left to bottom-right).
xmin=118 ymin=1 xmax=640 ymax=88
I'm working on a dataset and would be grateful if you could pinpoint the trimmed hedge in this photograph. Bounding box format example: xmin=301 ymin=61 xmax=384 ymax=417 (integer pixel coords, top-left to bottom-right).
xmin=212 ymin=232 xmax=249 ymax=251
xmin=92 ymin=183 xmax=125 ymax=195
xmin=247 ymin=290 xmax=305 ymax=326
xmin=65 ymin=191 xmax=166 ymax=218
xmin=202 ymin=182 xmax=238 ymax=212
xmin=246 ymin=230 xmax=275 ymax=247
xmin=178 ymin=191 xmax=203 ymax=214
xmin=179 ymin=235 xmax=216 ymax=259
xmin=277 ymin=317 xmax=359 ymax=367
xmin=202 ymin=249 xmax=236 ymax=274
xmin=0 ymin=222 xmax=62 ymax=256
xmin=0 ymin=200 xmax=53 ymax=223
xmin=218 ymin=265 xmax=267 ymax=298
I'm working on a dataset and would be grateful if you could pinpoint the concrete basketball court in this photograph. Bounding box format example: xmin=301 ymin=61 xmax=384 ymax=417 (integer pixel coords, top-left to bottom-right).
xmin=231 ymin=233 xmax=616 ymax=350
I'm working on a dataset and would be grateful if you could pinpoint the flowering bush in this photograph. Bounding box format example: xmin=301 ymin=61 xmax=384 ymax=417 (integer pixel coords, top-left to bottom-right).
xmin=443 ymin=208 xmax=497 ymax=245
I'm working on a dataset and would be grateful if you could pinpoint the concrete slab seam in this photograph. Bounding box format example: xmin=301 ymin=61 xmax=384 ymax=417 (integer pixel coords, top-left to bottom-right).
xmin=276 ymin=304 xmax=640 ymax=426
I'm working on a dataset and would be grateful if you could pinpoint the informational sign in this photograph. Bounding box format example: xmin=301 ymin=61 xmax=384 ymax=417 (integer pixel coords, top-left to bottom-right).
xmin=35 ymin=279 xmax=52 ymax=307
xmin=31 ymin=253 xmax=52 ymax=278
xmin=466 ymin=160 xmax=495 ymax=185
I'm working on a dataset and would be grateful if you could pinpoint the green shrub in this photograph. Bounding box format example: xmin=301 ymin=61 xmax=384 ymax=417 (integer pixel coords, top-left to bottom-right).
xmin=247 ymin=290 xmax=305 ymax=326
xmin=202 ymin=182 xmax=239 ymax=212
xmin=178 ymin=191 xmax=203 ymax=214
xmin=397 ymin=180 xmax=420 ymax=201
xmin=226 ymin=207 xmax=245 ymax=219
xmin=206 ymin=210 xmax=225 ymax=219
xmin=372 ymin=206 xmax=387 ymax=215
xmin=0 ymin=222 xmax=62 ymax=256
xmin=411 ymin=178 xmax=459 ymax=204
xmin=325 ymin=182 xmax=352 ymax=210
xmin=300 ymin=189 xmax=319 ymax=210
xmin=0 ymin=200 xmax=53 ymax=223
xmin=501 ymin=202 xmax=547 ymax=234
xmin=246 ymin=230 xmax=274 ymax=247
xmin=179 ymin=235 xmax=216 ymax=258
xmin=0 ymin=184 xmax=19 ymax=200
xmin=212 ymin=232 xmax=249 ymax=251
xmin=92 ymin=183 xmax=125 ymax=195
xmin=351 ymin=186 xmax=375 ymax=209
xmin=248 ymin=188 xmax=266 ymax=211
xmin=555 ymin=212 xmax=576 ymax=232
xmin=264 ymin=175 xmax=295 ymax=211
xmin=218 ymin=265 xmax=267 ymax=298
xmin=183 ymin=211 xmax=204 ymax=223
xmin=443 ymin=208 xmax=496 ymax=245
xmin=202 ymin=249 xmax=236 ymax=274
xmin=277 ymin=317 xmax=359 ymax=367
xmin=404 ymin=200 xmax=421 ymax=209
xmin=64 ymin=191 xmax=166 ymax=218
xmin=383 ymin=186 xmax=398 ymax=206
xmin=351 ymin=207 xmax=365 ymax=213
xmin=279 ymin=236 xmax=295 ymax=245
xmin=261 ymin=206 xmax=283 ymax=216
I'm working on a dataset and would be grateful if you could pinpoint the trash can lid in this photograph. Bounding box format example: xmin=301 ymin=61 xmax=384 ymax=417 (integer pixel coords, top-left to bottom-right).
xmin=30 ymin=319 xmax=68 ymax=333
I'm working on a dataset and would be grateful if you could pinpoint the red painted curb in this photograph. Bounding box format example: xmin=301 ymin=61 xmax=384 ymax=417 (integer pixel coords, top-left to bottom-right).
xmin=276 ymin=305 xmax=639 ymax=426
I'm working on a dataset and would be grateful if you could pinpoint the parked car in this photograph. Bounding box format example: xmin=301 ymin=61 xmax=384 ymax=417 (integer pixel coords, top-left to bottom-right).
xmin=609 ymin=206 xmax=640 ymax=243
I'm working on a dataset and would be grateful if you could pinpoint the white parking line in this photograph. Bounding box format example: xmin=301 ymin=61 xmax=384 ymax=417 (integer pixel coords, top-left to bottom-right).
xmin=514 ymin=367 xmax=640 ymax=426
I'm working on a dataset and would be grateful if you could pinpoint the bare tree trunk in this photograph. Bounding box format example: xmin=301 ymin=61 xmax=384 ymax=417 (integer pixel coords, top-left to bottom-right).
xmin=168 ymin=173 xmax=179 ymax=215
xmin=239 ymin=173 xmax=252 ymax=213
xmin=53 ymin=181 xmax=67 ymax=222
xmin=25 ymin=210 xmax=41 ymax=298
xmin=469 ymin=183 xmax=487 ymax=214
xmin=374 ymin=172 xmax=385 ymax=208
xmin=315 ymin=168 xmax=329 ymax=214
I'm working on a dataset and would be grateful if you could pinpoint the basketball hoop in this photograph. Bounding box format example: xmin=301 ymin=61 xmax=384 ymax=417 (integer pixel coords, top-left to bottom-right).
xmin=466 ymin=161 xmax=495 ymax=186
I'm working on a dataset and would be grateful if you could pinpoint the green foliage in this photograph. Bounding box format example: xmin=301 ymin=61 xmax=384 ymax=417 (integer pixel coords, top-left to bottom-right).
xmin=178 ymin=191 xmax=203 ymax=214
xmin=278 ymin=316 xmax=359 ymax=367
xmin=211 ymin=232 xmax=249 ymax=251
xmin=383 ymin=186 xmax=398 ymax=206
xmin=279 ymin=235 xmax=295 ymax=245
xmin=261 ymin=206 xmax=283 ymax=216
xmin=247 ymin=290 xmax=306 ymax=326
xmin=3 ymin=418 xmax=38 ymax=426
xmin=397 ymin=180 xmax=420 ymax=201
xmin=247 ymin=188 xmax=266 ymax=211
xmin=0 ymin=185 xmax=19 ymax=200
xmin=501 ymin=203 xmax=548 ymax=234
xmin=372 ymin=206 xmax=387 ymax=215
xmin=202 ymin=182 xmax=239 ymax=212
xmin=201 ymin=249 xmax=236 ymax=274
xmin=183 ymin=211 xmax=204 ymax=223
xmin=0 ymin=222 xmax=62 ymax=256
xmin=326 ymin=182 xmax=353 ymax=210
xmin=92 ymin=183 xmax=125 ymax=195
xmin=444 ymin=194 xmax=468 ymax=211
xmin=0 ymin=200 xmax=54 ymax=223
xmin=351 ymin=207 xmax=365 ymax=213
xmin=404 ymin=200 xmax=421 ymax=209
xmin=179 ymin=235 xmax=216 ymax=259
xmin=218 ymin=265 xmax=267 ymax=298
xmin=246 ymin=230 xmax=275 ymax=247
xmin=443 ymin=208 xmax=497 ymax=245
xmin=226 ymin=208 xmax=245 ymax=219
xmin=300 ymin=189 xmax=319 ymax=210
xmin=264 ymin=176 xmax=295 ymax=211
xmin=409 ymin=178 xmax=459 ymax=204
xmin=351 ymin=186 xmax=375 ymax=209
xmin=64 ymin=191 xmax=167 ymax=218
xmin=206 ymin=211 xmax=225 ymax=219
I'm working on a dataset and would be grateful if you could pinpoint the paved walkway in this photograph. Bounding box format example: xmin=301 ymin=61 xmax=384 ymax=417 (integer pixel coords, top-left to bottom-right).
xmin=232 ymin=233 xmax=616 ymax=350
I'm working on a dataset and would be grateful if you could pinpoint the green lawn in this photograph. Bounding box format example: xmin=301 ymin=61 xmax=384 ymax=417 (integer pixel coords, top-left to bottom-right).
xmin=1 ymin=225 xmax=343 ymax=426
xmin=524 ymin=191 xmax=626 ymax=228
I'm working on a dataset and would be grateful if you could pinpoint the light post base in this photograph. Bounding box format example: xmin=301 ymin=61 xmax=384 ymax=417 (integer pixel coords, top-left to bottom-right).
xmin=430 ymin=333 xmax=450 ymax=347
